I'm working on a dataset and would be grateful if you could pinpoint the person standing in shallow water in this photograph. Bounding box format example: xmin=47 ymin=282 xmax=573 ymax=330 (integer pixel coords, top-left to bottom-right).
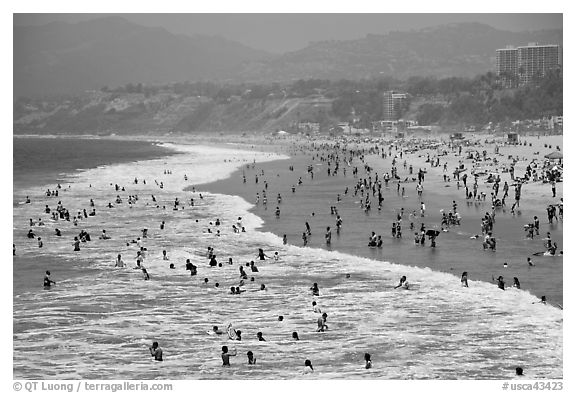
xmin=73 ymin=237 xmax=80 ymax=251
xmin=493 ymin=275 xmax=505 ymax=290
xmin=364 ymin=353 xmax=372 ymax=369
xmin=303 ymin=359 xmax=314 ymax=374
xmin=43 ymin=271 xmax=56 ymax=288
xmin=317 ymin=313 xmax=328 ymax=332
xmin=325 ymin=226 xmax=332 ymax=246
xmin=149 ymin=341 xmax=163 ymax=361
xmin=257 ymin=248 xmax=269 ymax=260
xmin=221 ymin=346 xmax=236 ymax=366
xmin=310 ymin=283 xmax=319 ymax=296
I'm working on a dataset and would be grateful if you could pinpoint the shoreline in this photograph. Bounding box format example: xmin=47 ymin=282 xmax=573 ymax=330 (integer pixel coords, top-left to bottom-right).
xmin=201 ymin=135 xmax=563 ymax=305
xmin=12 ymin=137 xmax=563 ymax=379
xmin=13 ymin=136 xmax=182 ymax=193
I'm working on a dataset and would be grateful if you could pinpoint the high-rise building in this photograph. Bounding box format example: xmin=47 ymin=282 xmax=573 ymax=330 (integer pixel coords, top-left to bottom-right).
xmin=496 ymin=46 xmax=518 ymax=88
xmin=496 ymin=43 xmax=560 ymax=87
xmin=517 ymin=43 xmax=560 ymax=86
xmin=382 ymin=91 xmax=407 ymax=121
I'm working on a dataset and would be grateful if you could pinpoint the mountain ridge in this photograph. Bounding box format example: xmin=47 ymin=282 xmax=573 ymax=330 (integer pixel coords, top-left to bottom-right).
xmin=14 ymin=17 xmax=562 ymax=97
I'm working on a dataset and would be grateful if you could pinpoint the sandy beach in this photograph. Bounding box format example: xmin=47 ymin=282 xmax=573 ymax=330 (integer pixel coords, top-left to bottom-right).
xmin=13 ymin=133 xmax=563 ymax=379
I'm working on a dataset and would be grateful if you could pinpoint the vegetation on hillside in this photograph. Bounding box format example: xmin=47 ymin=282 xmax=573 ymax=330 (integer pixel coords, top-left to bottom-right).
xmin=14 ymin=70 xmax=562 ymax=134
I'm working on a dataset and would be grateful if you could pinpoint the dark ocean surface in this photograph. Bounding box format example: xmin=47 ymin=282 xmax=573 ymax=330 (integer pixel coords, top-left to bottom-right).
xmin=13 ymin=137 xmax=177 ymax=191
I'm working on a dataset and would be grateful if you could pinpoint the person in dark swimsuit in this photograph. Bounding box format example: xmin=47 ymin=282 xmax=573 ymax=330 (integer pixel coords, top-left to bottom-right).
xmin=247 ymin=351 xmax=256 ymax=364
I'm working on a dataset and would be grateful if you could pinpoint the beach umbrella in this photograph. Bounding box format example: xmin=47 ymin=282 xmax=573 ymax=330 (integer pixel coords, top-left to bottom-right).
xmin=544 ymin=151 xmax=563 ymax=160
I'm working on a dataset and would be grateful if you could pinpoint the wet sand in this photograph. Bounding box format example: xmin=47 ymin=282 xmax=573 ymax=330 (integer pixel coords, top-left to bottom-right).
xmin=203 ymin=134 xmax=563 ymax=305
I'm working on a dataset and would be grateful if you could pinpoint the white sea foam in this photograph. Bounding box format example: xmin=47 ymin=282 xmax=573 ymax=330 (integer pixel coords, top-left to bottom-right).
xmin=13 ymin=143 xmax=562 ymax=379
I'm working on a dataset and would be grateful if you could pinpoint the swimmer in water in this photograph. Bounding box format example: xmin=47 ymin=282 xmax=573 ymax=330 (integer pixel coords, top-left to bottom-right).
xmin=247 ymin=351 xmax=257 ymax=365
xmin=142 ymin=268 xmax=150 ymax=280
xmin=239 ymin=266 xmax=248 ymax=279
xmin=494 ymin=275 xmax=505 ymax=290
xmin=212 ymin=325 xmax=225 ymax=335
xmin=115 ymin=254 xmax=124 ymax=268
xmin=257 ymin=248 xmax=269 ymax=260
xmin=312 ymin=301 xmax=321 ymax=313
xmin=532 ymin=296 xmax=547 ymax=305
xmin=365 ymin=353 xmax=372 ymax=369
xmin=461 ymin=272 xmax=469 ymax=287
xmin=310 ymin=283 xmax=319 ymax=296
xmin=43 ymin=271 xmax=56 ymax=288
xmin=292 ymin=332 xmax=300 ymax=340
xmin=303 ymin=359 xmax=314 ymax=374
xmin=394 ymin=276 xmax=409 ymax=289
xmin=256 ymin=332 xmax=266 ymax=341
xmin=513 ymin=277 xmax=521 ymax=289
xmin=149 ymin=341 xmax=163 ymax=361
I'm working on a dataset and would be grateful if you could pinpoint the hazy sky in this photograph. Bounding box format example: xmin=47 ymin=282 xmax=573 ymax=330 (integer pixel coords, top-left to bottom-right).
xmin=13 ymin=13 xmax=562 ymax=53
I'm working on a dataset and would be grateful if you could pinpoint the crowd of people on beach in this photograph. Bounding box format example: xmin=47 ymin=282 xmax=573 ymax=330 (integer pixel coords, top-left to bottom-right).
xmin=15 ymin=133 xmax=562 ymax=376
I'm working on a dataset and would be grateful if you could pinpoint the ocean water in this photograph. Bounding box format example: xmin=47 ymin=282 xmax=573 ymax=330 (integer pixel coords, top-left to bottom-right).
xmin=205 ymin=139 xmax=563 ymax=305
xmin=12 ymin=142 xmax=562 ymax=379
xmin=13 ymin=136 xmax=177 ymax=190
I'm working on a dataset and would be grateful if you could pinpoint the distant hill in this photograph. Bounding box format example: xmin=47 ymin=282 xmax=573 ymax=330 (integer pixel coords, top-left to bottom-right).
xmin=13 ymin=16 xmax=271 ymax=98
xmin=14 ymin=18 xmax=562 ymax=98
xmin=239 ymin=23 xmax=562 ymax=82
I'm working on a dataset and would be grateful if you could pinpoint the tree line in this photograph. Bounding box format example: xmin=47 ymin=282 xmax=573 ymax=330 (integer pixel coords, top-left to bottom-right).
xmin=107 ymin=70 xmax=562 ymax=127
xmin=15 ymin=70 xmax=562 ymax=129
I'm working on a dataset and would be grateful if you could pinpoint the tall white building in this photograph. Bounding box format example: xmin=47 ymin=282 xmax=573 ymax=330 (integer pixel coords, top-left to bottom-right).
xmin=496 ymin=43 xmax=560 ymax=87
xmin=517 ymin=43 xmax=560 ymax=86
xmin=382 ymin=91 xmax=407 ymax=121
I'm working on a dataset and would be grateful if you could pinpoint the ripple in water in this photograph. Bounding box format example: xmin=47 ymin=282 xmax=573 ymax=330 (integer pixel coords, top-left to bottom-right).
xmin=13 ymin=144 xmax=562 ymax=379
